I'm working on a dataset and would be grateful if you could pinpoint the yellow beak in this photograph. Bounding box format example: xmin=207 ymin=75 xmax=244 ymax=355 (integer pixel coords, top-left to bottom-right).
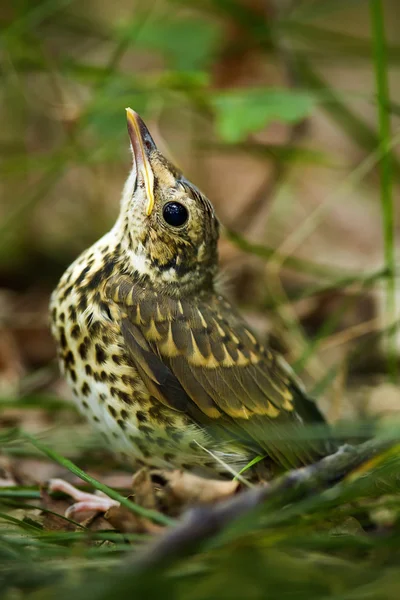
xmin=125 ymin=108 xmax=155 ymax=216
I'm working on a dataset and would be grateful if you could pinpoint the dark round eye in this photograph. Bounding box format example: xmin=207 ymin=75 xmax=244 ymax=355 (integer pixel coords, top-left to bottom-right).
xmin=162 ymin=202 xmax=188 ymax=227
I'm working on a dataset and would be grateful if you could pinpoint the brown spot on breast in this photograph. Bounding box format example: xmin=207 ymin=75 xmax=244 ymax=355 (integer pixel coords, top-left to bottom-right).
xmin=90 ymin=321 xmax=102 ymax=336
xmin=121 ymin=374 xmax=136 ymax=387
xmin=108 ymin=405 xmax=117 ymax=418
xmin=149 ymin=404 xmax=174 ymax=426
xmin=75 ymin=266 xmax=90 ymax=285
xmin=64 ymin=350 xmax=74 ymax=366
xmin=136 ymin=443 xmax=151 ymax=458
xmin=59 ymin=328 xmax=67 ymax=350
xmin=138 ymin=425 xmax=154 ymax=437
xmin=71 ymin=324 xmax=80 ymax=339
xmin=78 ymin=338 xmax=90 ymax=360
xmin=116 ymin=389 xmax=133 ymax=404
xmin=136 ymin=411 xmax=147 ymax=422
xmin=62 ymin=285 xmax=73 ymax=301
xmin=77 ymin=295 xmax=88 ymax=312
xmin=95 ymin=344 xmax=107 ymax=364
xmin=112 ymin=354 xmax=122 ymax=365
xmin=165 ymin=425 xmax=183 ymax=443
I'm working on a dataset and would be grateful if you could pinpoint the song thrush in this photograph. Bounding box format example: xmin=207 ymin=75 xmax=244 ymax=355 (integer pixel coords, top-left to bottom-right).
xmin=50 ymin=109 xmax=333 ymax=490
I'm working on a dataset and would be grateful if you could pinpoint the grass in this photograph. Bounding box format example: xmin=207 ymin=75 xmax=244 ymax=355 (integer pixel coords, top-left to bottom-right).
xmin=370 ymin=0 xmax=397 ymax=380
xmin=1 ymin=428 xmax=400 ymax=599
xmin=24 ymin=433 xmax=174 ymax=526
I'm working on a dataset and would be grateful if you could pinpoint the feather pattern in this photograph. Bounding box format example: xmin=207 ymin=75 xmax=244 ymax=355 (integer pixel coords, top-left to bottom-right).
xmin=107 ymin=276 xmax=332 ymax=469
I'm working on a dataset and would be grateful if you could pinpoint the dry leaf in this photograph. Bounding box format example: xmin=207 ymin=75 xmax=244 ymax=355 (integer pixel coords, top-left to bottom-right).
xmin=105 ymin=469 xmax=164 ymax=534
xmin=105 ymin=503 xmax=164 ymax=535
xmin=152 ymin=469 xmax=240 ymax=507
xmin=131 ymin=467 xmax=158 ymax=510
xmin=40 ymin=487 xmax=77 ymax=532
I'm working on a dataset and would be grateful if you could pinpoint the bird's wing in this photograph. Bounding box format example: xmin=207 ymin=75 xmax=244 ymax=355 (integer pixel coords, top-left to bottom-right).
xmin=107 ymin=278 xmax=331 ymax=468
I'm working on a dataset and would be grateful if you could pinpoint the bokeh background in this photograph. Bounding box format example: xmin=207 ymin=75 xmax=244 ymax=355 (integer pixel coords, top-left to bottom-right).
xmin=1 ymin=1 xmax=400 ymax=598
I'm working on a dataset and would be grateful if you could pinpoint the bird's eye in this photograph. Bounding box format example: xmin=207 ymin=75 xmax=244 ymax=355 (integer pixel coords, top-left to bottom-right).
xmin=162 ymin=202 xmax=188 ymax=227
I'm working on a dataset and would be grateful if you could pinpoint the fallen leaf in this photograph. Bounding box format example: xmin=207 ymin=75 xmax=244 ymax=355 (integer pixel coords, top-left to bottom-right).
xmin=152 ymin=469 xmax=240 ymax=508
xmin=40 ymin=487 xmax=77 ymax=532
xmin=131 ymin=467 xmax=158 ymax=510
xmin=105 ymin=469 xmax=164 ymax=534
xmin=105 ymin=503 xmax=164 ymax=535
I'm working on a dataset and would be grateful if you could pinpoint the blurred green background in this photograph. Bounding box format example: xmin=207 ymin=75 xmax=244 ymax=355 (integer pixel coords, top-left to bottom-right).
xmin=1 ymin=1 xmax=400 ymax=598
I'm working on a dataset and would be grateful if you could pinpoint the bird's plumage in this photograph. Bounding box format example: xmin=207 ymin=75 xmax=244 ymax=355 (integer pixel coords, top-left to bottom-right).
xmin=106 ymin=275 xmax=329 ymax=469
xmin=50 ymin=109 xmax=333 ymax=479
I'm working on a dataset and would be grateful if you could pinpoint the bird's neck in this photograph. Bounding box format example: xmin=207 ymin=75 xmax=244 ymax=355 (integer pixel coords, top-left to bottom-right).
xmin=100 ymin=222 xmax=217 ymax=300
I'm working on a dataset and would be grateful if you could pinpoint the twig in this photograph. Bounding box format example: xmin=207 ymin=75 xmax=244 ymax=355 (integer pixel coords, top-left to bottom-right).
xmin=126 ymin=438 xmax=395 ymax=572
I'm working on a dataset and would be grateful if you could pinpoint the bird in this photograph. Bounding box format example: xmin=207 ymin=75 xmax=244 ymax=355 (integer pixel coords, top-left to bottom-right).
xmin=50 ymin=109 xmax=333 ymax=513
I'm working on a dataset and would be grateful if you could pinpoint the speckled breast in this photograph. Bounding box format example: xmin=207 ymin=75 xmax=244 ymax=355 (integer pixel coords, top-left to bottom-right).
xmin=49 ymin=238 xmax=246 ymax=475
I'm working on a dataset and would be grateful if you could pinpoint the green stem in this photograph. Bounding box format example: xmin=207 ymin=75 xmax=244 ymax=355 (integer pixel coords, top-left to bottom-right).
xmin=225 ymin=228 xmax=355 ymax=279
xmin=370 ymin=0 xmax=397 ymax=380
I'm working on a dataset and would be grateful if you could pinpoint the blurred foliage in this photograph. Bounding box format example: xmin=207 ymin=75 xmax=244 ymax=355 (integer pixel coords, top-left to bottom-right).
xmin=212 ymin=88 xmax=315 ymax=142
xmin=1 ymin=0 xmax=399 ymax=272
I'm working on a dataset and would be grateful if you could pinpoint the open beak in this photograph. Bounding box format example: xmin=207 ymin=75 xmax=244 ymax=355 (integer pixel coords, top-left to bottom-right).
xmin=126 ymin=108 xmax=156 ymax=216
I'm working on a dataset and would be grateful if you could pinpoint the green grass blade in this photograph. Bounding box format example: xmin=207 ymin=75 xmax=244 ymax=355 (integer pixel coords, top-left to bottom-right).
xmin=370 ymin=0 xmax=397 ymax=380
xmin=233 ymin=455 xmax=265 ymax=481
xmin=0 ymin=489 xmax=42 ymax=499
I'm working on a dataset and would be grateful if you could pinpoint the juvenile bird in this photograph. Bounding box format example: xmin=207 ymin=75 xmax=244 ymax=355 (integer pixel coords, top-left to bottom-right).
xmin=50 ymin=109 xmax=332 ymax=509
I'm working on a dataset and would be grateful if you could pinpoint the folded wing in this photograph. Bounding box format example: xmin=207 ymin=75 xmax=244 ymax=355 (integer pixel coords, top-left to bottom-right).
xmin=108 ymin=277 xmax=332 ymax=468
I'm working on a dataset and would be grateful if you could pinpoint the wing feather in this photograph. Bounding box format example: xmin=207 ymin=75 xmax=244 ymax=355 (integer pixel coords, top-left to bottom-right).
xmin=108 ymin=278 xmax=332 ymax=467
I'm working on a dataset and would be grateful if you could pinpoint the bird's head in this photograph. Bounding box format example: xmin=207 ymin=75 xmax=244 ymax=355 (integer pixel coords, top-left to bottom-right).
xmin=116 ymin=109 xmax=219 ymax=297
